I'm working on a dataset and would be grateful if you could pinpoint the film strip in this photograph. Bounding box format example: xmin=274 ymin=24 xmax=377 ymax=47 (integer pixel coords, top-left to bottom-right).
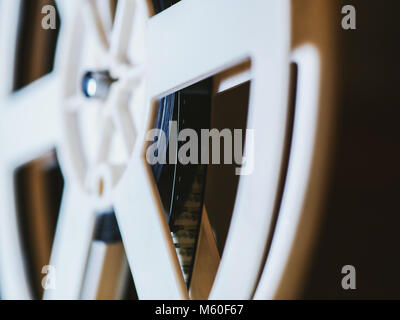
xmin=149 ymin=30 xmax=212 ymax=286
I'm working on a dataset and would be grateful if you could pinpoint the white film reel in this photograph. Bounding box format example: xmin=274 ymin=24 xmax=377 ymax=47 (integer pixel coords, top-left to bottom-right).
xmin=0 ymin=0 xmax=337 ymax=300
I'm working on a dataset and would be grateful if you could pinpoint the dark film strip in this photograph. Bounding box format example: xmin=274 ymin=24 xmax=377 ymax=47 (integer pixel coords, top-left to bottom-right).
xmin=150 ymin=78 xmax=212 ymax=287
xmin=93 ymin=211 xmax=122 ymax=244
xmin=152 ymin=0 xmax=181 ymax=14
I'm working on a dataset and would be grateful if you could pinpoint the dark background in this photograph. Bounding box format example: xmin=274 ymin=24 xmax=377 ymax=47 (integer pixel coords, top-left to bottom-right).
xmin=302 ymin=0 xmax=400 ymax=299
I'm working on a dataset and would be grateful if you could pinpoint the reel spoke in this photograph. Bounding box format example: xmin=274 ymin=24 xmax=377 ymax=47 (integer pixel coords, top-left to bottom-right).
xmin=254 ymin=45 xmax=321 ymax=299
xmin=110 ymin=0 xmax=137 ymax=65
xmin=113 ymin=155 xmax=188 ymax=299
xmin=0 ymin=0 xmax=20 ymax=99
xmin=110 ymin=93 xmax=136 ymax=157
xmin=44 ymin=184 xmax=96 ymax=299
xmin=83 ymin=0 xmax=110 ymax=54
xmin=95 ymin=0 xmax=116 ymax=38
xmin=94 ymin=117 xmax=115 ymax=164
xmin=0 ymin=167 xmax=31 ymax=299
xmin=55 ymin=0 xmax=77 ymax=24
xmin=110 ymin=0 xmax=149 ymax=74
xmin=0 ymin=75 xmax=61 ymax=162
